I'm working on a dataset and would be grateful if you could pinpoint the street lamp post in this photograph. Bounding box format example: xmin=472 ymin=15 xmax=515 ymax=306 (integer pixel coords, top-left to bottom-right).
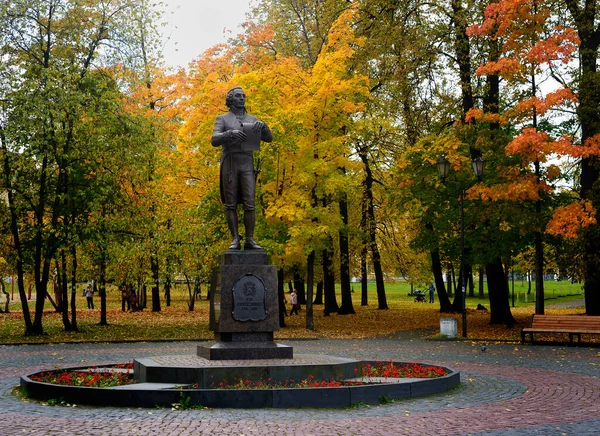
xmin=437 ymin=156 xmax=484 ymax=338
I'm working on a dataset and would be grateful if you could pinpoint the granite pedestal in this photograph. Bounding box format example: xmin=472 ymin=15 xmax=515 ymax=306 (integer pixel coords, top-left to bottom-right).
xmin=197 ymin=250 xmax=293 ymax=360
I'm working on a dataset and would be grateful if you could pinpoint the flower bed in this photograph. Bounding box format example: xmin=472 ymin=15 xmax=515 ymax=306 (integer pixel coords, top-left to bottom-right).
xmin=361 ymin=361 xmax=447 ymax=379
xmin=30 ymin=361 xmax=446 ymax=390
xmin=21 ymin=359 xmax=459 ymax=408
xmin=29 ymin=362 xmax=134 ymax=388
xmin=196 ymin=374 xmax=367 ymax=390
xmin=193 ymin=362 xmax=448 ymax=390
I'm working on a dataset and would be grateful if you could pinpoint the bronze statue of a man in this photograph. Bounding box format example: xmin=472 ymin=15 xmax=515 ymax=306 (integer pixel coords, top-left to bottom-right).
xmin=211 ymin=86 xmax=273 ymax=250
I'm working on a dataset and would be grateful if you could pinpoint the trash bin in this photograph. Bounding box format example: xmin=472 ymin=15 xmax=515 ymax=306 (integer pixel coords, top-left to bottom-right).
xmin=440 ymin=318 xmax=457 ymax=338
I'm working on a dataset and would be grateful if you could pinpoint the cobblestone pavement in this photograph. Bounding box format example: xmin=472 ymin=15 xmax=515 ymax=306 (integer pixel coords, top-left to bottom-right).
xmin=1 ymin=330 xmax=599 ymax=435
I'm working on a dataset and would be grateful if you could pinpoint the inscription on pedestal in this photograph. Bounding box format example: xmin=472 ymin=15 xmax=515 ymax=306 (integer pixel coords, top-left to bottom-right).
xmin=232 ymin=273 xmax=267 ymax=322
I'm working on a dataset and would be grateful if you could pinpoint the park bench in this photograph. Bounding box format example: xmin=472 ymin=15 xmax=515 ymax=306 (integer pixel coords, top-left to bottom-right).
xmin=521 ymin=314 xmax=600 ymax=345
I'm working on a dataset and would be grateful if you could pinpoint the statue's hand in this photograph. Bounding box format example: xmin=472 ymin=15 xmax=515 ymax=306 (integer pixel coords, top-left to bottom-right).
xmin=230 ymin=129 xmax=246 ymax=142
xmin=252 ymin=121 xmax=266 ymax=132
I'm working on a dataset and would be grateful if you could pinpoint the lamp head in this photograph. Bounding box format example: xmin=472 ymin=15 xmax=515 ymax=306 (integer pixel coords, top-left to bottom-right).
xmin=471 ymin=157 xmax=485 ymax=178
xmin=437 ymin=157 xmax=450 ymax=181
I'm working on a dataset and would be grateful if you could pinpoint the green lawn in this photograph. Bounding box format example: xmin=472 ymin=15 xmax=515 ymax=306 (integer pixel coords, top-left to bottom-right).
xmin=356 ymin=279 xmax=584 ymax=309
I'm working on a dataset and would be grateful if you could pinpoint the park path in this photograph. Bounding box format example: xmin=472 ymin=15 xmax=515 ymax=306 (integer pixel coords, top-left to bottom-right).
xmin=0 ymin=331 xmax=598 ymax=435
xmin=546 ymin=298 xmax=586 ymax=309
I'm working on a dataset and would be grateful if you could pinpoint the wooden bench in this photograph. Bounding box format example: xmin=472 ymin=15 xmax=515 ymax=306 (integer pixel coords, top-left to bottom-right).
xmin=521 ymin=314 xmax=600 ymax=345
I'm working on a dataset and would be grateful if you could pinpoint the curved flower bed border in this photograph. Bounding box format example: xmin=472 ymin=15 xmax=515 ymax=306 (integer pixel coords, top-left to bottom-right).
xmin=28 ymin=362 xmax=134 ymax=388
xmin=21 ymin=360 xmax=460 ymax=409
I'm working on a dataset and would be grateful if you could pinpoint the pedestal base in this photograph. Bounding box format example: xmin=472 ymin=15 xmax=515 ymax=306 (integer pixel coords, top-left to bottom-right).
xmin=197 ymin=341 xmax=293 ymax=360
xmin=204 ymin=250 xmax=292 ymax=360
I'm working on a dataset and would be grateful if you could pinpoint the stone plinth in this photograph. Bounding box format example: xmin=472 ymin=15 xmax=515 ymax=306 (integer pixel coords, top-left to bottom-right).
xmin=198 ymin=249 xmax=292 ymax=360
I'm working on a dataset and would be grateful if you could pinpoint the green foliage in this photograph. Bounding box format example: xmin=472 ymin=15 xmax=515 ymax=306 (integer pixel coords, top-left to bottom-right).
xmin=0 ymin=0 xmax=168 ymax=333
xmin=44 ymin=398 xmax=69 ymax=407
xmin=11 ymin=385 xmax=29 ymax=400
xmin=378 ymin=395 xmax=392 ymax=404
xmin=171 ymin=392 xmax=204 ymax=410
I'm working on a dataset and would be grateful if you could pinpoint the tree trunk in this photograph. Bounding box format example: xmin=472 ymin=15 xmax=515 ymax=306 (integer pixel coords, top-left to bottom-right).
xmin=293 ymin=269 xmax=306 ymax=305
xmin=370 ymin=216 xmax=387 ymax=310
xmin=150 ymin=249 xmax=161 ymax=312
xmin=52 ymin=275 xmax=62 ymax=313
xmin=203 ymin=274 xmax=210 ymax=300
xmin=452 ymin=0 xmax=475 ymax=118
xmin=305 ymin=251 xmax=315 ymax=330
xmin=338 ymin=191 xmax=355 ymax=315
xmin=142 ymin=283 xmax=147 ymax=310
xmin=33 ymin=154 xmax=60 ymax=335
xmin=467 ymin=264 xmax=475 ymax=297
xmin=70 ymin=244 xmax=78 ymax=330
xmin=194 ymin=277 xmax=202 ymax=301
xmin=164 ymin=273 xmax=172 ymax=307
xmin=164 ymin=221 xmax=173 ymax=307
xmin=359 ymin=148 xmax=387 ymax=309
xmin=314 ymin=281 xmax=323 ymax=304
xmin=98 ymin=250 xmax=108 ymax=326
xmin=184 ymin=273 xmax=195 ymax=311
xmin=448 ymin=262 xmax=455 ymax=298
xmin=323 ymin=246 xmax=339 ymax=315
xmin=486 ymin=257 xmax=516 ymax=326
xmin=360 ymin=246 xmax=368 ymax=306
xmin=360 ymin=184 xmax=368 ymax=307
xmin=59 ymin=252 xmax=73 ymax=330
xmin=479 ymin=266 xmax=485 ymax=298
xmin=278 ymin=268 xmax=286 ymax=327
xmin=431 ymin=248 xmax=452 ymax=312
xmin=451 ymin=261 xmax=465 ymax=313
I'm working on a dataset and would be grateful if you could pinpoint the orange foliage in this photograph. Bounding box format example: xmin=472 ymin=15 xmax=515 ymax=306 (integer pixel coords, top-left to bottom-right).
xmin=504 ymin=128 xmax=599 ymax=164
xmin=465 ymin=108 xmax=508 ymax=125
xmin=583 ymin=134 xmax=600 ymax=155
xmin=505 ymin=128 xmax=554 ymax=163
xmin=475 ymin=57 xmax=522 ymax=77
xmin=469 ymin=0 xmax=578 ymax=82
xmin=470 ymin=175 xmax=549 ymax=201
xmin=467 ymin=0 xmax=543 ymax=38
xmin=508 ymin=88 xmax=577 ymax=118
xmin=546 ymin=200 xmax=597 ymax=238
xmin=527 ymin=29 xmax=579 ymax=65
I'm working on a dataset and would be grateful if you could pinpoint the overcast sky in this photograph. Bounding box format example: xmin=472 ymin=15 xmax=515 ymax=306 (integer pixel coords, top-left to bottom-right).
xmin=160 ymin=0 xmax=253 ymax=70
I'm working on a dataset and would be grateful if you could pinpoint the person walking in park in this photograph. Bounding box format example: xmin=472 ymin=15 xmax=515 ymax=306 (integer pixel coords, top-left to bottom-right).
xmin=84 ymin=284 xmax=94 ymax=309
xmin=428 ymin=281 xmax=435 ymax=303
xmin=120 ymin=284 xmax=131 ymax=312
xmin=129 ymin=289 xmax=138 ymax=312
xmin=211 ymin=86 xmax=273 ymax=250
xmin=290 ymin=288 xmax=299 ymax=315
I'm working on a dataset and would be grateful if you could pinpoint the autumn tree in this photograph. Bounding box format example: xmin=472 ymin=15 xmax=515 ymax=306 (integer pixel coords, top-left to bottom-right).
xmin=0 ymin=0 xmax=164 ymax=334
xmin=250 ymin=0 xmax=347 ymax=66
xmin=468 ymin=0 xmax=599 ymax=318
xmin=560 ymin=0 xmax=600 ymax=315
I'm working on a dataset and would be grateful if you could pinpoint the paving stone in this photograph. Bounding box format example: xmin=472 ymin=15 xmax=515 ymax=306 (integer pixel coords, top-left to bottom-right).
xmin=0 ymin=331 xmax=598 ymax=435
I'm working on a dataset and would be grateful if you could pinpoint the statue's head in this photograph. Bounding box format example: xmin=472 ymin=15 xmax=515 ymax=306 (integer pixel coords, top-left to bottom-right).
xmin=225 ymin=86 xmax=245 ymax=109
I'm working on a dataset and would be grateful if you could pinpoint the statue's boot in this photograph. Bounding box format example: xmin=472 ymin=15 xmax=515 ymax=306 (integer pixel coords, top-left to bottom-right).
xmin=243 ymin=210 xmax=262 ymax=250
xmin=226 ymin=209 xmax=241 ymax=250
